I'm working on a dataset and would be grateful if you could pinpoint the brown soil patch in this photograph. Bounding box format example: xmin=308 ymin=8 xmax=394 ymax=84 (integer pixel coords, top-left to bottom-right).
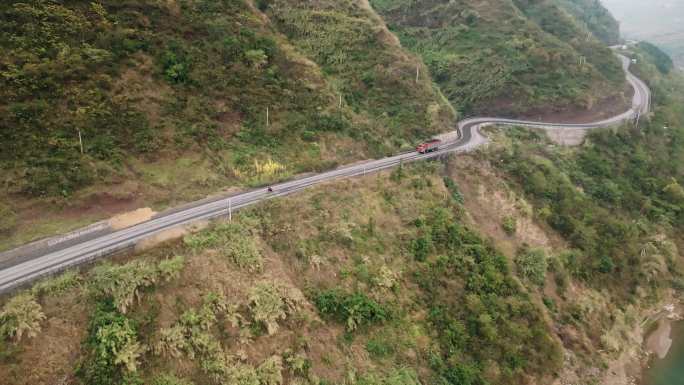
xmin=646 ymin=319 xmax=674 ymax=359
xmin=60 ymin=185 xmax=144 ymax=221
xmin=110 ymin=207 xmax=156 ymax=230
xmin=134 ymin=221 xmax=209 ymax=252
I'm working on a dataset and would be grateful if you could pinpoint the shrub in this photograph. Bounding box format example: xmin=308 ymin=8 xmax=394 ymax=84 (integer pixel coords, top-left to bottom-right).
xmin=354 ymin=368 xmax=421 ymax=385
xmin=249 ymin=282 xmax=299 ymax=335
xmin=158 ymin=256 xmax=185 ymax=282
xmin=96 ymin=320 xmax=144 ymax=372
xmin=284 ymin=350 xmax=311 ymax=376
xmin=77 ymin=303 xmax=144 ymax=385
xmin=32 ymin=270 xmax=81 ymax=296
xmin=90 ymin=257 xmax=186 ymax=313
xmin=314 ymin=289 xmax=389 ymax=331
xmin=365 ymin=338 xmax=394 ymax=358
xmin=151 ymin=374 xmax=194 ymax=385
xmin=162 ymin=49 xmax=190 ymax=83
xmin=257 ymin=355 xmax=283 ymax=385
xmin=502 ymin=216 xmax=517 ymax=235
xmin=0 ymin=292 xmax=45 ymax=342
xmin=0 ymin=203 xmax=18 ymax=233
xmin=245 ymin=49 xmax=268 ymax=69
xmin=226 ymin=237 xmax=263 ymax=272
xmin=443 ymin=177 xmax=464 ymax=204
xmin=515 ymin=248 xmax=548 ymax=286
xmin=154 ymin=292 xmax=230 ymax=359
xmin=663 ymin=179 xmax=684 ymax=204
xmin=90 ymin=261 xmax=159 ymax=314
xmin=184 ymin=222 xmax=263 ymax=272
xmin=410 ymin=236 xmax=431 ymax=262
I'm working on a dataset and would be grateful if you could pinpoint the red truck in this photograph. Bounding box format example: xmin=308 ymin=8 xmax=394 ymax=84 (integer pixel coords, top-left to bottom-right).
xmin=416 ymin=139 xmax=442 ymax=154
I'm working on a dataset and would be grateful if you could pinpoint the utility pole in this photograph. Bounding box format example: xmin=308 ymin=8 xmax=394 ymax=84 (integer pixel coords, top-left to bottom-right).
xmin=266 ymin=107 xmax=269 ymax=127
xmin=416 ymin=65 xmax=420 ymax=83
xmin=339 ymin=94 xmax=342 ymax=109
xmin=228 ymin=198 xmax=232 ymax=221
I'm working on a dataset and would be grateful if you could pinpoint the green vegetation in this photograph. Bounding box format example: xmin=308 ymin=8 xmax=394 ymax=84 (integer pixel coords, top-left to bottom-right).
xmin=4 ymin=2 xmax=681 ymax=385
xmin=555 ymin=0 xmax=620 ymax=44
xmin=0 ymin=293 xmax=45 ymax=342
xmin=154 ymin=292 xmax=232 ymax=360
xmin=76 ymin=301 xmax=144 ymax=385
xmin=474 ymin=45 xmax=684 ymax=373
xmin=31 ymin=270 xmax=81 ymax=296
xmin=314 ymin=289 xmax=390 ymax=332
xmin=0 ymin=0 xmax=453 ymax=208
xmin=151 ymin=374 xmax=194 ymax=385
xmin=0 ymin=204 xmax=17 ymax=234
xmin=90 ymin=256 xmax=185 ymax=313
xmin=248 ymin=281 xmax=300 ymax=335
xmin=637 ymin=42 xmax=674 ymax=75
xmin=264 ymin=0 xmax=453 ymax=148
xmin=185 ymin=221 xmax=263 ymax=272
xmin=502 ymin=216 xmax=517 ymax=235
xmin=370 ymin=0 xmax=624 ymax=115
xmin=515 ymin=247 xmax=548 ymax=286
xmin=0 ymin=0 xmax=459 ymax=249
xmin=413 ymin=207 xmax=562 ymax=384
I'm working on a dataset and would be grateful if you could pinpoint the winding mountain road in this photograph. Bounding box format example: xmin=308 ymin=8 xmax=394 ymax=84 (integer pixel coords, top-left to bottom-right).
xmin=0 ymin=53 xmax=651 ymax=294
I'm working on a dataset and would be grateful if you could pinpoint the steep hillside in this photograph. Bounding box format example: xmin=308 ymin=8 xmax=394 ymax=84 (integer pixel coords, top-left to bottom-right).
xmin=0 ymin=0 xmax=453 ymax=249
xmin=0 ymin=164 xmax=564 ymax=385
xmin=4 ymin=3 xmax=684 ymax=385
xmin=555 ymin=0 xmax=620 ymax=45
xmin=369 ymin=0 xmax=626 ymax=116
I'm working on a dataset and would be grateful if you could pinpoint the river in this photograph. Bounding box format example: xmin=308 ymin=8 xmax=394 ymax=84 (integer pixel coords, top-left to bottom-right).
xmin=643 ymin=320 xmax=684 ymax=385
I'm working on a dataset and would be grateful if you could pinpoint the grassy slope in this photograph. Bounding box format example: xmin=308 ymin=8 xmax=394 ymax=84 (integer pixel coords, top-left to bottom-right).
xmin=0 ymin=164 xmax=562 ymax=385
xmin=555 ymin=0 xmax=620 ymax=45
xmin=369 ymin=0 xmax=625 ymax=116
xmin=2 ymin=48 xmax=683 ymax=385
xmin=0 ymin=0 xmax=454 ymax=250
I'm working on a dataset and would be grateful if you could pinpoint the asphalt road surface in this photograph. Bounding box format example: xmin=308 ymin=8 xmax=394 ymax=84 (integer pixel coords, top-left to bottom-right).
xmin=0 ymin=53 xmax=651 ymax=294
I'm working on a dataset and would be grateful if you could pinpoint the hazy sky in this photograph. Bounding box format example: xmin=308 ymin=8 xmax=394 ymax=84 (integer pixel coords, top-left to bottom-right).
xmin=601 ymin=0 xmax=684 ymax=37
xmin=601 ymin=0 xmax=684 ymax=64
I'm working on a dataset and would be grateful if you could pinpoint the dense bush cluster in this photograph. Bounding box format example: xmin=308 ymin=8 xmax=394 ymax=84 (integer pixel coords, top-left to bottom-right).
xmin=76 ymin=301 xmax=144 ymax=385
xmin=411 ymin=206 xmax=562 ymax=384
xmin=90 ymin=256 xmax=185 ymax=313
xmin=314 ymin=289 xmax=390 ymax=331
